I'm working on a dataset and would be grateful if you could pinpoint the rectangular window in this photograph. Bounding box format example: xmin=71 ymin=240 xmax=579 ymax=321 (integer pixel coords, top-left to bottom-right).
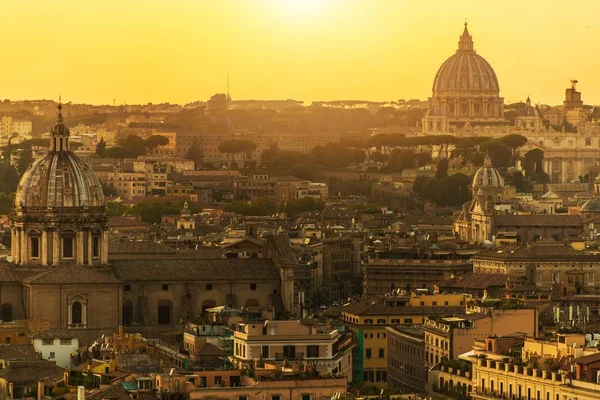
xmin=49 ymin=352 xmax=55 ymax=359
xmin=307 ymin=345 xmax=319 ymax=358
xmin=162 ymin=284 xmax=169 ymax=291
xmin=301 ymin=395 xmax=311 ymax=400
xmin=30 ymin=237 xmax=40 ymax=258
xmin=62 ymin=237 xmax=74 ymax=258
xmin=376 ymin=370 xmax=387 ymax=382
xmin=363 ymin=370 xmax=374 ymax=382
xmin=93 ymin=236 xmax=100 ymax=258
xmin=124 ymin=284 xmax=131 ymax=291
xmin=238 ymin=397 xmax=248 ymax=400
xmin=404 ymin=318 xmax=413 ymax=324
xmin=378 ymin=348 xmax=384 ymax=358
xmin=206 ymin=283 xmax=213 ymax=291
xmin=366 ymin=348 xmax=372 ymax=358
xmin=250 ymin=283 xmax=257 ymax=291
xmin=262 ymin=345 xmax=269 ymax=359
xmin=271 ymin=396 xmax=281 ymax=400
xmin=42 ymin=339 xmax=53 ymax=345
xmin=60 ymin=338 xmax=72 ymax=345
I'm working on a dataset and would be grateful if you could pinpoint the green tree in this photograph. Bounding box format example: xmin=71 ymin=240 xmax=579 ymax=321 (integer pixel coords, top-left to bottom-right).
xmin=436 ymin=159 xmax=449 ymax=179
xmin=433 ymin=174 xmax=471 ymax=206
xmin=185 ymin=139 xmax=203 ymax=169
xmin=0 ymin=164 xmax=19 ymax=193
xmin=499 ymin=134 xmax=528 ymax=165
xmin=96 ymin=138 xmax=107 ymax=157
xmin=510 ymin=171 xmax=526 ymax=193
xmin=129 ymin=199 xmax=181 ymax=223
xmin=144 ymin=135 xmax=170 ymax=153
xmin=523 ymin=149 xmax=544 ymax=174
xmin=16 ymin=148 xmax=33 ymax=175
xmin=283 ymin=197 xmax=325 ymax=216
xmin=223 ymin=197 xmax=277 ymax=216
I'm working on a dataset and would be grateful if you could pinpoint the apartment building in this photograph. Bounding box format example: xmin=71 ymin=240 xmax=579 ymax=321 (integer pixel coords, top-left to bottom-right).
xmin=341 ymin=293 xmax=466 ymax=387
xmin=232 ymin=320 xmax=353 ymax=382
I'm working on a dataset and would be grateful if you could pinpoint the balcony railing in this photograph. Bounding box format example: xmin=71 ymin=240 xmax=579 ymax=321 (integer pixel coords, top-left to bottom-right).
xmin=275 ymin=352 xmax=304 ymax=361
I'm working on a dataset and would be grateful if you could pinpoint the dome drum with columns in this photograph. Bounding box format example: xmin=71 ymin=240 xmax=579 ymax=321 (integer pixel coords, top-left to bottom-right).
xmin=11 ymin=102 xmax=108 ymax=266
xmin=423 ymin=23 xmax=505 ymax=132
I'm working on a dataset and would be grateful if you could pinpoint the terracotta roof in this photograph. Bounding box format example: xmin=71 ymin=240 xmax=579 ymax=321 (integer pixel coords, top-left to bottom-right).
xmin=0 ymin=345 xmax=38 ymax=360
xmin=108 ymin=216 xmax=151 ymax=228
xmin=574 ymin=351 xmax=600 ymax=365
xmin=109 ymin=240 xmax=176 ymax=254
xmin=31 ymin=329 xmax=80 ymax=339
xmin=110 ymin=258 xmax=281 ymax=282
xmin=494 ymin=214 xmax=582 ymax=227
xmin=343 ymin=298 xmax=464 ymax=317
xmin=87 ymin=384 xmax=131 ymax=400
xmin=0 ymin=262 xmax=20 ymax=283
xmin=473 ymin=244 xmax=598 ymax=261
xmin=437 ymin=273 xmax=510 ymax=290
xmin=23 ymin=264 xmax=121 ymax=285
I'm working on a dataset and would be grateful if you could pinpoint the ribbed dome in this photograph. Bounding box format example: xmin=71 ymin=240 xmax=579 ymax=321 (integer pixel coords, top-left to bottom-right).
xmin=15 ymin=103 xmax=104 ymax=209
xmin=580 ymin=196 xmax=600 ymax=213
xmin=432 ymin=23 xmax=500 ymax=95
xmin=472 ymin=154 xmax=503 ymax=189
xmin=518 ymin=97 xmax=539 ymax=117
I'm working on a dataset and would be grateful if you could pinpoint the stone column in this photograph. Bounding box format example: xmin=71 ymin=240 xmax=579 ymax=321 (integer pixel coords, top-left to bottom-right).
xmin=77 ymin=231 xmax=84 ymax=265
xmin=469 ymin=100 xmax=474 ymax=117
xmin=101 ymin=230 xmax=109 ymax=264
xmin=53 ymin=230 xmax=60 ymax=265
xmin=13 ymin=230 xmax=19 ymax=265
xmin=454 ymin=99 xmax=459 ymax=117
xmin=87 ymin=230 xmax=93 ymax=265
xmin=41 ymin=230 xmax=48 ymax=266
xmin=20 ymin=230 xmax=27 ymax=265
xmin=483 ymin=100 xmax=488 ymax=117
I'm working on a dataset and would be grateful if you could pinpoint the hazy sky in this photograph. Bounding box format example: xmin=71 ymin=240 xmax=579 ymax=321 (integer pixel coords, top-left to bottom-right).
xmin=4 ymin=0 xmax=600 ymax=105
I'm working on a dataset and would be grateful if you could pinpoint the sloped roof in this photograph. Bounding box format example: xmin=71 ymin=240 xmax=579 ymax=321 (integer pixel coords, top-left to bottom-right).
xmin=110 ymin=258 xmax=280 ymax=282
xmin=437 ymin=273 xmax=509 ymax=290
xmin=109 ymin=240 xmax=176 ymax=255
xmin=494 ymin=214 xmax=582 ymax=227
xmin=473 ymin=244 xmax=598 ymax=261
xmin=23 ymin=264 xmax=121 ymax=285
xmin=343 ymin=298 xmax=463 ymax=317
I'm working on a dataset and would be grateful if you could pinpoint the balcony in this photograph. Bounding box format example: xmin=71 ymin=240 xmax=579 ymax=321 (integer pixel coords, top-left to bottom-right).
xmin=275 ymin=352 xmax=304 ymax=361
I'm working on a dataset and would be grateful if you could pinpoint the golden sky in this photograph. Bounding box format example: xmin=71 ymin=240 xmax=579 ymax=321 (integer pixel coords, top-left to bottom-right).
xmin=3 ymin=0 xmax=600 ymax=105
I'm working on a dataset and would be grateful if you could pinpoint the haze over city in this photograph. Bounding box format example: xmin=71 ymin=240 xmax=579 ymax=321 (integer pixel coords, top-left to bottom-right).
xmin=4 ymin=0 xmax=600 ymax=105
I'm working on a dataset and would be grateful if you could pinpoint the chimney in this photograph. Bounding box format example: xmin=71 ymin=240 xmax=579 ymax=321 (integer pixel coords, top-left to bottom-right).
xmin=37 ymin=380 xmax=44 ymax=400
xmin=118 ymin=325 xmax=124 ymax=337
xmin=77 ymin=386 xmax=85 ymax=400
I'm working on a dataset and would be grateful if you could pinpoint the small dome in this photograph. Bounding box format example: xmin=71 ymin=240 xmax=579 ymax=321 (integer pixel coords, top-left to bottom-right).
xmin=580 ymin=196 xmax=600 ymax=213
xmin=472 ymin=154 xmax=503 ymax=189
xmin=15 ymin=103 xmax=104 ymax=209
xmin=432 ymin=23 xmax=500 ymax=95
xmin=518 ymin=97 xmax=539 ymax=117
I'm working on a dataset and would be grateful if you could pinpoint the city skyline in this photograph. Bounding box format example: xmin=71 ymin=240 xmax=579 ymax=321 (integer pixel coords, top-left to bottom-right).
xmin=4 ymin=0 xmax=600 ymax=105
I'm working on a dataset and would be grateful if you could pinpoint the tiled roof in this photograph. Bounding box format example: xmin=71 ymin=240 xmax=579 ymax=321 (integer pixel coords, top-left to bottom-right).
xmin=110 ymin=258 xmax=281 ymax=282
xmin=574 ymin=351 xmax=600 ymax=365
xmin=437 ymin=273 xmax=510 ymax=290
xmin=494 ymin=214 xmax=582 ymax=227
xmin=109 ymin=240 xmax=176 ymax=254
xmin=473 ymin=244 xmax=598 ymax=261
xmin=31 ymin=329 xmax=80 ymax=339
xmin=343 ymin=298 xmax=464 ymax=317
xmin=23 ymin=264 xmax=121 ymax=285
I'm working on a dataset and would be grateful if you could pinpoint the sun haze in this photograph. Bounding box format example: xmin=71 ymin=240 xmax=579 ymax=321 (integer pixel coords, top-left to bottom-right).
xmin=3 ymin=0 xmax=600 ymax=104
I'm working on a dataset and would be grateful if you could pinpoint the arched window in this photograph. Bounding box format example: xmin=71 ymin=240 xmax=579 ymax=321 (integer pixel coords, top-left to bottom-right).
xmin=122 ymin=300 xmax=133 ymax=326
xmin=1 ymin=304 xmax=13 ymax=322
xmin=157 ymin=299 xmax=172 ymax=325
xmin=71 ymin=302 xmax=82 ymax=324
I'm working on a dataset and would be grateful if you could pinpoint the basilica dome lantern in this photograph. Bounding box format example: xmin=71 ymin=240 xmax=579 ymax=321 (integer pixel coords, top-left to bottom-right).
xmin=11 ymin=101 xmax=108 ymax=266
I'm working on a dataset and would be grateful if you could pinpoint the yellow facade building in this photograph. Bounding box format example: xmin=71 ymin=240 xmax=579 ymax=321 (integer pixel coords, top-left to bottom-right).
xmin=341 ymin=293 xmax=467 ymax=387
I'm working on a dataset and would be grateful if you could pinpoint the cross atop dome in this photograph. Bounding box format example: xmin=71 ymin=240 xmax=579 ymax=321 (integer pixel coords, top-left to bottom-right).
xmin=51 ymin=96 xmax=70 ymax=151
xmin=458 ymin=22 xmax=474 ymax=52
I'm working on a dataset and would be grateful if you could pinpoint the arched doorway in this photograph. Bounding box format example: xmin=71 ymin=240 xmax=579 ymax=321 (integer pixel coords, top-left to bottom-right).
xmin=157 ymin=300 xmax=173 ymax=325
xmin=1 ymin=304 xmax=12 ymax=322
xmin=122 ymin=300 xmax=133 ymax=326
xmin=201 ymin=299 xmax=216 ymax=314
